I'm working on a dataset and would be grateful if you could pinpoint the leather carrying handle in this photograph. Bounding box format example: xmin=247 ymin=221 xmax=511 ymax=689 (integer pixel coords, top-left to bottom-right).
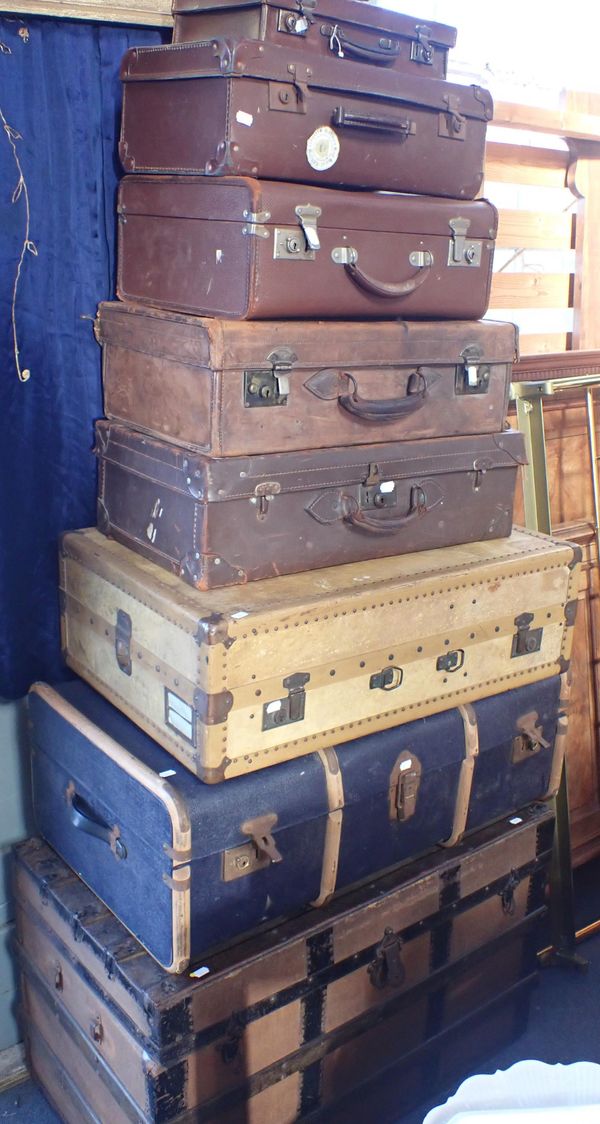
xmin=69 ymin=791 xmax=127 ymax=860
xmin=327 ymin=26 xmax=400 ymax=64
xmin=332 ymin=105 xmax=414 ymax=136
xmin=337 ymin=250 xmax=432 ymax=299
xmin=345 ymin=485 xmax=431 ymax=534
xmin=339 ymin=371 xmax=427 ymax=421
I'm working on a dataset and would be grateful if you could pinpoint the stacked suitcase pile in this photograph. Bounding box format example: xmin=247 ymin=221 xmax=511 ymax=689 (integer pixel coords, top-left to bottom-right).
xmin=17 ymin=4 xmax=582 ymax=1122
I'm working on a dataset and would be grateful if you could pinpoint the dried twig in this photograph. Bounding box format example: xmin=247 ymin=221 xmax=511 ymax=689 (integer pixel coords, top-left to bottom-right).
xmin=1 ymin=105 xmax=36 ymax=382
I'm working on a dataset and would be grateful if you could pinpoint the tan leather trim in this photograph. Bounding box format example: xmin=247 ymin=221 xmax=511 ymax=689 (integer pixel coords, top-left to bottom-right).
xmin=311 ymin=747 xmax=345 ymax=908
xmin=441 ymin=702 xmax=479 ymax=847
xmin=29 ymin=681 xmax=192 ymax=972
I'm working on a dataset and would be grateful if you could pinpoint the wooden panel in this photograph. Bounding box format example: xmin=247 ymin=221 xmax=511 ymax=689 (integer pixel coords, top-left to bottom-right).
xmin=493 ymin=101 xmax=600 ymax=143
xmin=497 ymin=210 xmax=573 ymax=250
xmin=489 ymin=273 xmax=571 ymax=309
xmin=571 ymin=154 xmax=600 ymax=350
xmin=0 ymin=1 xmax=172 ymax=23
xmin=485 ymin=143 xmax=567 ymax=188
xmin=515 ymin=334 xmax=569 ymax=355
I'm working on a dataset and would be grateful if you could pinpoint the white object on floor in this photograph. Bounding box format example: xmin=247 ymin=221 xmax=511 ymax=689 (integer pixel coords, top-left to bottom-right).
xmin=423 ymin=1060 xmax=600 ymax=1124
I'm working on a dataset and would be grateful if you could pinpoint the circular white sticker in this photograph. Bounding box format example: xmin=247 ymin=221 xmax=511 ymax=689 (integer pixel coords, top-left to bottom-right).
xmin=306 ymin=125 xmax=340 ymax=172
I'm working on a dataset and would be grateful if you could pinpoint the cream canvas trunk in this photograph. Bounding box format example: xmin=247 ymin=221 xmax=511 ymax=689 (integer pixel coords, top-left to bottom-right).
xmin=59 ymin=528 xmax=580 ymax=782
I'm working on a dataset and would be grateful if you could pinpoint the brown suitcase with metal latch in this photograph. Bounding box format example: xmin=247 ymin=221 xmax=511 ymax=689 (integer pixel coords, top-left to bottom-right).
xmin=94 ymin=422 xmax=526 ymax=589
xmin=116 ymin=176 xmax=497 ymax=320
xmin=96 ymin=303 xmax=517 ymax=456
xmin=171 ymin=0 xmax=457 ymax=80
xmin=119 ymin=39 xmax=492 ymax=198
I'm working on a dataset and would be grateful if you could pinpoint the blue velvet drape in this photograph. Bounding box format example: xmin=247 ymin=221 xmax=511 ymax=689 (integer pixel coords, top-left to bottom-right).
xmin=0 ymin=15 xmax=167 ymax=699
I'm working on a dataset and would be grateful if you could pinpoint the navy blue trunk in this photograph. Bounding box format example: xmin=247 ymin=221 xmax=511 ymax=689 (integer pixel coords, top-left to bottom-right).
xmin=29 ymin=676 xmax=564 ymax=971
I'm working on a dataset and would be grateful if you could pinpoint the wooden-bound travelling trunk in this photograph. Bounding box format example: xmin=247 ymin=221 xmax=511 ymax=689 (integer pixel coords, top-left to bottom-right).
xmin=16 ymin=810 xmax=552 ymax=1122
xmin=171 ymin=0 xmax=457 ymax=80
xmin=96 ymin=304 xmax=518 ymax=457
xmin=116 ymin=176 xmax=497 ymax=320
xmin=28 ymin=676 xmax=566 ymax=971
xmin=94 ymin=422 xmax=525 ymax=589
xmin=58 ymin=526 xmax=580 ymax=781
xmin=119 ymin=40 xmax=492 ymax=198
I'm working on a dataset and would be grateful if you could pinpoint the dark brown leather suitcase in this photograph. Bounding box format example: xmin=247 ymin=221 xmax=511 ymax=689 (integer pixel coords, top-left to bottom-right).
xmin=116 ymin=177 xmax=497 ymax=320
xmin=119 ymin=40 xmax=491 ymax=198
xmin=96 ymin=303 xmax=518 ymax=456
xmin=17 ymin=808 xmax=551 ymax=1122
xmin=95 ymin=421 xmax=526 ymax=588
xmin=172 ymin=0 xmax=457 ymax=80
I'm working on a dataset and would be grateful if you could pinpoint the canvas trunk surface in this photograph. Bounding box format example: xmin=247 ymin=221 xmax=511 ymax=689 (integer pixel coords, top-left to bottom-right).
xmin=59 ymin=526 xmax=580 ymax=780
xmin=16 ymin=807 xmax=551 ymax=1121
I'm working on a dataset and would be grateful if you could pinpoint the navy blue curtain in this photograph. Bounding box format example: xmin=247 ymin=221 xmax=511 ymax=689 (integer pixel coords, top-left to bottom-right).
xmin=0 ymin=15 xmax=167 ymax=699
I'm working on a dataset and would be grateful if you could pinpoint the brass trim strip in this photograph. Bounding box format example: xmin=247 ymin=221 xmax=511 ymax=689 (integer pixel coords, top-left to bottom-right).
xmin=311 ymin=747 xmax=345 ymax=907
xmin=441 ymin=703 xmax=479 ymax=847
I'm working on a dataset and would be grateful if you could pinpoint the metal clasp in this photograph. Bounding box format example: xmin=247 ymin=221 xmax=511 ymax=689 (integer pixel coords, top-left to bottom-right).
xmin=241 ymin=209 xmax=271 ymax=239
xmin=360 ymin=462 xmax=397 ymax=510
xmin=410 ymin=24 xmax=433 ymax=65
xmin=262 ymin=671 xmax=310 ymax=730
xmin=456 ymin=345 xmax=491 ymax=395
xmin=244 ymin=347 xmax=295 ymax=408
xmin=436 ymin=649 xmax=465 ymax=673
xmin=512 ymin=711 xmax=550 ymax=762
xmin=511 ymin=612 xmax=544 ymax=658
xmin=448 ymin=218 xmax=482 ymax=268
xmin=222 ymin=813 xmax=283 ymax=882
xmin=115 ymin=609 xmax=132 ymax=676
xmin=368 ymin=928 xmax=406 ymax=990
xmin=439 ymin=94 xmax=466 ymax=139
xmin=295 ymin=203 xmax=321 ymax=251
xmin=389 ymin=751 xmax=421 ymax=822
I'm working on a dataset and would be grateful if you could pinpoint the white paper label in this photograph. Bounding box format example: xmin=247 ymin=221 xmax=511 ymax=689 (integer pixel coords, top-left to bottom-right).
xmin=236 ymin=109 xmax=254 ymax=127
xmin=306 ymin=125 xmax=340 ymax=171
xmin=159 ymin=769 xmax=176 ymax=778
xmin=399 ymin=758 xmax=413 ymax=772
xmin=266 ymin=699 xmax=282 ymax=714
xmin=380 ymin=480 xmax=396 ymax=494
xmin=509 ymin=816 xmax=523 ymax=825
xmin=231 ymin=610 xmax=249 ymax=619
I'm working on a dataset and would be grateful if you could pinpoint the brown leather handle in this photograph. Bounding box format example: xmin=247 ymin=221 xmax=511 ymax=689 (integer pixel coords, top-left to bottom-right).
xmin=332 ymin=106 xmax=413 ymax=135
xmin=338 ymin=371 xmax=427 ymax=421
xmin=345 ymin=485 xmax=431 ymax=534
xmin=325 ymin=25 xmax=400 ymax=64
xmin=337 ymin=250 xmax=432 ymax=299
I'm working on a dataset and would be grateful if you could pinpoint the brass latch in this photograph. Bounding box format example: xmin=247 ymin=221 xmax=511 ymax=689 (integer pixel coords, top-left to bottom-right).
xmin=222 ymin=813 xmax=283 ymax=882
xmin=360 ymin=462 xmax=398 ymax=510
xmin=512 ymin=711 xmax=550 ymax=763
xmin=447 ymin=217 xmax=482 ymax=268
xmin=388 ymin=751 xmax=421 ymax=821
xmin=262 ymin=671 xmax=310 ymax=730
xmin=436 ymin=648 xmax=465 ymax=673
xmin=368 ymin=927 xmax=406 ymax=990
xmin=511 ymin=612 xmax=544 ymax=658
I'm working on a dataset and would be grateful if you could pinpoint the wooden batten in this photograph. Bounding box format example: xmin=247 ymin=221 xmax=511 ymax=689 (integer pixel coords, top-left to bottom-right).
xmin=0 ymin=1 xmax=172 ymax=24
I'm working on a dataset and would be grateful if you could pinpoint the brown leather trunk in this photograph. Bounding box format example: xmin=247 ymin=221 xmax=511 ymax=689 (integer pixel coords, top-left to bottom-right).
xmin=17 ymin=810 xmax=551 ymax=1122
xmin=116 ymin=176 xmax=497 ymax=320
xmin=119 ymin=40 xmax=491 ymax=198
xmin=96 ymin=303 xmax=517 ymax=456
xmin=94 ymin=422 xmax=525 ymax=589
xmin=171 ymin=0 xmax=457 ymax=81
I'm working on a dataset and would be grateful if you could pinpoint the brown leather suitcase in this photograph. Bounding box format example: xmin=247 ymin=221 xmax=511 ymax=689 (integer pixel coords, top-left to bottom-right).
xmin=17 ymin=807 xmax=551 ymax=1122
xmin=95 ymin=421 xmax=526 ymax=589
xmin=172 ymin=0 xmax=457 ymax=80
xmin=96 ymin=303 xmax=517 ymax=456
xmin=119 ymin=40 xmax=491 ymax=198
xmin=116 ymin=176 xmax=497 ymax=320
